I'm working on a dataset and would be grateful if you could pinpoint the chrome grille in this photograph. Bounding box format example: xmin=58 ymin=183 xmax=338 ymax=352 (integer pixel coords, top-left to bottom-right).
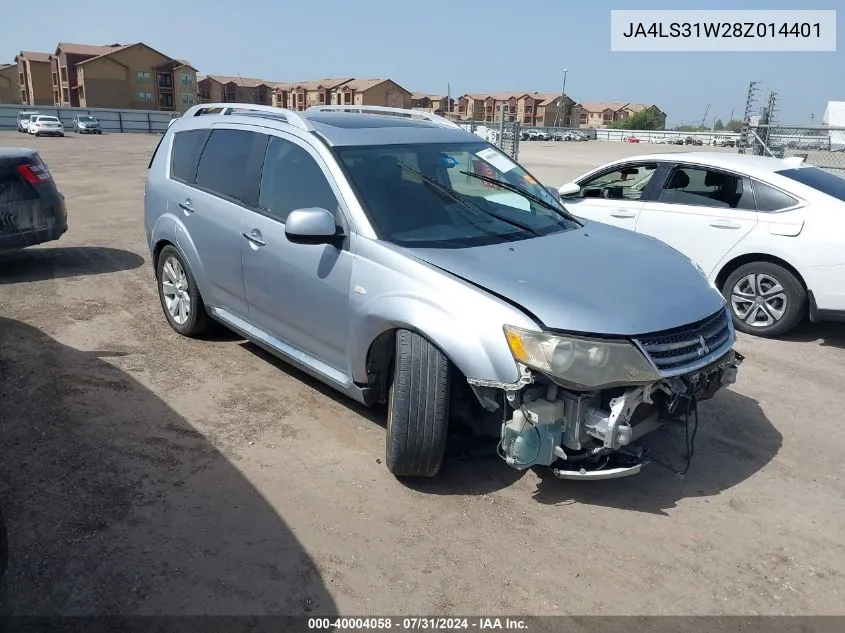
xmin=634 ymin=308 xmax=733 ymax=373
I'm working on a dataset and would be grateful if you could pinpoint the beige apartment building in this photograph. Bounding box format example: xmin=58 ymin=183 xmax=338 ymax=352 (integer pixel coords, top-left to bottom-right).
xmin=53 ymin=42 xmax=197 ymax=112
xmin=15 ymin=51 xmax=54 ymax=106
xmin=0 ymin=63 xmax=19 ymax=104
xmin=411 ymin=93 xmax=455 ymax=114
xmin=580 ymin=102 xmax=667 ymax=129
xmin=454 ymin=92 xmax=581 ymax=127
xmin=198 ymin=75 xmax=275 ymax=106
xmin=271 ymin=78 xmax=412 ymax=111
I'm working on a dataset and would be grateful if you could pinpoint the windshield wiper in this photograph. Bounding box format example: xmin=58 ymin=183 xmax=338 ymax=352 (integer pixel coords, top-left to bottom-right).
xmin=459 ymin=171 xmax=583 ymax=226
xmin=395 ymin=162 xmax=542 ymax=236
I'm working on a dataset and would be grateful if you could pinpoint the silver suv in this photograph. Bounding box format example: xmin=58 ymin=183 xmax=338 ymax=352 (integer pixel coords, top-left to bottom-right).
xmin=144 ymin=103 xmax=742 ymax=480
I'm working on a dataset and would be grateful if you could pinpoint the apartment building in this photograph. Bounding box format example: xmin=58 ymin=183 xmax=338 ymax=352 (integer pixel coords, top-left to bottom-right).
xmin=411 ymin=93 xmax=454 ymax=114
xmin=454 ymin=91 xmax=580 ymax=127
xmin=198 ymin=75 xmax=274 ymax=106
xmin=52 ymin=42 xmax=197 ymax=112
xmin=0 ymin=63 xmax=19 ymax=104
xmin=272 ymin=78 xmax=412 ymax=111
xmin=15 ymin=51 xmax=54 ymax=106
xmin=580 ymin=102 xmax=666 ymax=129
xmin=518 ymin=93 xmax=581 ymax=128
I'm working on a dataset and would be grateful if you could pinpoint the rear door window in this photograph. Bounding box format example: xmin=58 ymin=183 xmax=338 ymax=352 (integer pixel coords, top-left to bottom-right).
xmin=656 ymin=166 xmax=755 ymax=210
xmin=194 ymin=129 xmax=267 ymax=206
xmin=169 ymin=129 xmax=208 ymax=182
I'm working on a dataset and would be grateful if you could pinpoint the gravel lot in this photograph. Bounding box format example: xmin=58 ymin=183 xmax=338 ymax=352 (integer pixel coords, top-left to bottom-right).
xmin=1 ymin=131 xmax=844 ymax=617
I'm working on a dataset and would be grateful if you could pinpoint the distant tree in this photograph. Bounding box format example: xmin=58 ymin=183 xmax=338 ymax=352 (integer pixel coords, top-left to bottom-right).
xmin=673 ymin=124 xmax=698 ymax=132
xmin=714 ymin=119 xmax=725 ymax=130
xmin=609 ymin=106 xmax=662 ymax=130
xmin=727 ymin=119 xmax=743 ymax=133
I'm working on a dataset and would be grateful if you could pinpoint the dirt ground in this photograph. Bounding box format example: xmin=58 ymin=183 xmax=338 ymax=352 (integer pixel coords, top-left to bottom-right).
xmin=1 ymin=131 xmax=844 ymax=617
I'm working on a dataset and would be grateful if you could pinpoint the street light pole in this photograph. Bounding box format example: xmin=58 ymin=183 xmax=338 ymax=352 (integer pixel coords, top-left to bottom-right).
xmin=555 ymin=67 xmax=569 ymax=127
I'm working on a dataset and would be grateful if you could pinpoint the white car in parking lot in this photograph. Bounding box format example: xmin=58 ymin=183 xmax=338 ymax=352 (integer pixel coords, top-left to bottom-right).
xmin=558 ymin=152 xmax=845 ymax=337
xmin=29 ymin=115 xmax=64 ymax=137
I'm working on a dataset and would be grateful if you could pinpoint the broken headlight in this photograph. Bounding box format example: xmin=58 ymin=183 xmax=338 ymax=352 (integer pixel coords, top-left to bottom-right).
xmin=503 ymin=325 xmax=660 ymax=390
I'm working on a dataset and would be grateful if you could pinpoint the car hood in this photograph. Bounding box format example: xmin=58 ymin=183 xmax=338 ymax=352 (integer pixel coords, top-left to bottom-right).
xmin=402 ymin=221 xmax=726 ymax=336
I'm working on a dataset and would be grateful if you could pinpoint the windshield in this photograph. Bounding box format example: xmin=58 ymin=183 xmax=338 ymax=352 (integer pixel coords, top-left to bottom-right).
xmin=79 ymin=116 xmax=96 ymax=122
xmin=335 ymin=142 xmax=578 ymax=248
xmin=38 ymin=116 xmax=59 ymax=122
xmin=776 ymin=166 xmax=845 ymax=203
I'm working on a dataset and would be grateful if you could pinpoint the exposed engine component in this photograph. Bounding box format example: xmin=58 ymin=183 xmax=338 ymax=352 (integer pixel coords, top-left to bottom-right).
xmin=497 ymin=351 xmax=743 ymax=479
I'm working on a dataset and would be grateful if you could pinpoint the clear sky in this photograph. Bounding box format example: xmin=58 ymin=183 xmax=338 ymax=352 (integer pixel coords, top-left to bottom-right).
xmin=2 ymin=0 xmax=841 ymax=126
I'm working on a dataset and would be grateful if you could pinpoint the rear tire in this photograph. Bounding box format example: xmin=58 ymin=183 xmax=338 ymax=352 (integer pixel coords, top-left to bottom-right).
xmin=155 ymin=245 xmax=211 ymax=337
xmin=385 ymin=330 xmax=450 ymax=478
xmin=723 ymin=261 xmax=806 ymax=337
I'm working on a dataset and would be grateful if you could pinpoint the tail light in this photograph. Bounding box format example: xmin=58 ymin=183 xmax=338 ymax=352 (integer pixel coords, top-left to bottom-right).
xmin=17 ymin=158 xmax=53 ymax=185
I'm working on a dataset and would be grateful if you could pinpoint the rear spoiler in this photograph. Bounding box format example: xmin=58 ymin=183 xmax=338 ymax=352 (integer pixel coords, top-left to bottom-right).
xmin=782 ymin=156 xmax=806 ymax=167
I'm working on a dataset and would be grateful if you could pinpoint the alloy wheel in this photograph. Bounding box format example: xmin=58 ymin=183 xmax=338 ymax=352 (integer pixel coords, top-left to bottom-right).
xmin=161 ymin=256 xmax=191 ymax=325
xmin=730 ymin=273 xmax=787 ymax=328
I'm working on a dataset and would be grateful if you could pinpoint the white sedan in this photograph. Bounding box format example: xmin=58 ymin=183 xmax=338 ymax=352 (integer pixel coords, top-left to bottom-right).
xmin=557 ymin=152 xmax=845 ymax=337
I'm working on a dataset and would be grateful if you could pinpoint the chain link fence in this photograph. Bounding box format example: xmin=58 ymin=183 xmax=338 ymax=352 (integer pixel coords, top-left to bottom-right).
xmin=741 ymin=123 xmax=845 ymax=175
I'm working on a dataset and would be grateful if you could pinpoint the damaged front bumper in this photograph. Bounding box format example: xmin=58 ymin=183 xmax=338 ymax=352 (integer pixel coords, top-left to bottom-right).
xmin=472 ymin=348 xmax=743 ymax=480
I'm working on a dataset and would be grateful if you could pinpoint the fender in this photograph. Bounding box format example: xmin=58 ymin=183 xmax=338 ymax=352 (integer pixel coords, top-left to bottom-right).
xmin=150 ymin=211 xmax=213 ymax=301
xmin=348 ymin=291 xmax=523 ymax=387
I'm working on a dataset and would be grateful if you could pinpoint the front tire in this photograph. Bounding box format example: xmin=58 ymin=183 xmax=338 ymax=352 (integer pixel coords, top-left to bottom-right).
xmin=156 ymin=245 xmax=211 ymax=337
xmin=723 ymin=261 xmax=806 ymax=337
xmin=385 ymin=330 xmax=450 ymax=478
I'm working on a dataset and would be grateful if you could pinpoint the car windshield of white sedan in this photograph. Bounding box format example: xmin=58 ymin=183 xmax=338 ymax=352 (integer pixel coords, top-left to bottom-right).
xmin=336 ymin=142 xmax=578 ymax=248
xmin=776 ymin=166 xmax=845 ymax=203
xmin=37 ymin=117 xmax=59 ymax=123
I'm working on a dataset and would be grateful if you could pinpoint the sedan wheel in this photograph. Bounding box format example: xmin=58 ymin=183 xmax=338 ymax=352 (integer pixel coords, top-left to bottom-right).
xmin=723 ymin=262 xmax=806 ymax=337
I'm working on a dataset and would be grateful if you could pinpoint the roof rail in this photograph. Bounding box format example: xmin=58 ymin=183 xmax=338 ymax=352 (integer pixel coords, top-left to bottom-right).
xmin=306 ymin=104 xmax=461 ymax=130
xmin=181 ymin=102 xmax=314 ymax=132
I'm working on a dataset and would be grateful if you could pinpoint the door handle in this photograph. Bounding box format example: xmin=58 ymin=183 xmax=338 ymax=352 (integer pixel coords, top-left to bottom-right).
xmin=709 ymin=220 xmax=741 ymax=229
xmin=178 ymin=200 xmax=194 ymax=213
xmin=242 ymin=230 xmax=266 ymax=247
xmin=609 ymin=209 xmax=636 ymax=218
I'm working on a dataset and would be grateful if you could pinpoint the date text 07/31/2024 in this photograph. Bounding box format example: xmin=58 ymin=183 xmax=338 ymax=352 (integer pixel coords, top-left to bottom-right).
xmin=622 ymin=22 xmax=822 ymax=39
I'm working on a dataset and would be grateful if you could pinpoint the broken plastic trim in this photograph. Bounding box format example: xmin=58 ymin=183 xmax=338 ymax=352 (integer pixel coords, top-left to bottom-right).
xmin=466 ymin=364 xmax=533 ymax=391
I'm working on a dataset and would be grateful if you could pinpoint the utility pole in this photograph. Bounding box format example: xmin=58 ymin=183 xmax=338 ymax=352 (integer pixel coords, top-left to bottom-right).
xmin=554 ymin=67 xmax=568 ymax=128
xmin=699 ymin=104 xmax=710 ymax=131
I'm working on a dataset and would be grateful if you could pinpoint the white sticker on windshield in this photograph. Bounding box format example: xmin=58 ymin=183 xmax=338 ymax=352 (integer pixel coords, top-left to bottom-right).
xmin=475 ymin=147 xmax=517 ymax=173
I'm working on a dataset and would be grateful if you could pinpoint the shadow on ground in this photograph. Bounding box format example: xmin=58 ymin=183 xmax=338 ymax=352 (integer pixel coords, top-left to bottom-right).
xmin=531 ymin=388 xmax=782 ymax=515
xmin=0 ymin=247 xmax=144 ymax=284
xmin=240 ymin=341 xmax=524 ymax=495
xmin=0 ymin=317 xmax=336 ymax=616
xmin=779 ymin=319 xmax=845 ymax=350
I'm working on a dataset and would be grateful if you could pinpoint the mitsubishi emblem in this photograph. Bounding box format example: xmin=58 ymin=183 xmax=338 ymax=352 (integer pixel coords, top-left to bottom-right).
xmin=697 ymin=334 xmax=709 ymax=357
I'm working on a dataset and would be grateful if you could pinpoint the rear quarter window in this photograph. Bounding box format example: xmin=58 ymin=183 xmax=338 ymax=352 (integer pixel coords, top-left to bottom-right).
xmin=169 ymin=129 xmax=209 ymax=183
xmin=752 ymin=181 xmax=799 ymax=212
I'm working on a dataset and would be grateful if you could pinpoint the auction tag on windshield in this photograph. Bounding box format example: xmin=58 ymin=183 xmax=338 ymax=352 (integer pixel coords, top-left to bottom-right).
xmin=475 ymin=147 xmax=517 ymax=173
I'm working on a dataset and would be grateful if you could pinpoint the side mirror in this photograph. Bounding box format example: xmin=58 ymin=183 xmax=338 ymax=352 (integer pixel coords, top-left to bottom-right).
xmin=285 ymin=207 xmax=341 ymax=244
xmin=558 ymin=182 xmax=581 ymax=198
